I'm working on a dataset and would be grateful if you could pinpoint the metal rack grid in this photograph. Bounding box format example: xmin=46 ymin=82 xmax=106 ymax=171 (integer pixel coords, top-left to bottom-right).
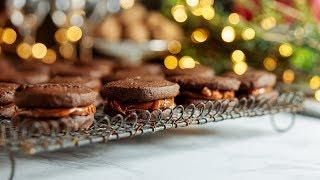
xmin=0 ymin=92 xmax=304 ymax=156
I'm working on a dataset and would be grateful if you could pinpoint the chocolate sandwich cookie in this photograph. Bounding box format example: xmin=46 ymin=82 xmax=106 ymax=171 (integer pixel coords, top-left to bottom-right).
xmin=224 ymin=70 xmax=278 ymax=100
xmin=75 ymin=60 xmax=114 ymax=77
xmin=16 ymin=62 xmax=50 ymax=73
xmin=0 ymin=83 xmax=19 ymax=118
xmin=169 ymin=75 xmax=240 ymax=105
xmin=14 ymin=84 xmax=97 ymax=132
xmin=102 ymin=78 xmax=179 ymax=115
xmin=163 ymin=65 xmax=215 ymax=78
xmin=0 ymin=71 xmax=49 ymax=84
xmin=49 ymin=76 xmax=103 ymax=106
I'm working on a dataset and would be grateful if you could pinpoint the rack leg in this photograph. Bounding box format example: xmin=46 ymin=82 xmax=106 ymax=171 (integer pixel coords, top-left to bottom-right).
xmin=270 ymin=113 xmax=296 ymax=133
xmin=2 ymin=148 xmax=15 ymax=180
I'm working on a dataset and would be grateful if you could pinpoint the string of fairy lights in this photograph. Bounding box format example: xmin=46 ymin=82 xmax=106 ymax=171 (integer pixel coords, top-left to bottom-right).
xmin=163 ymin=0 xmax=320 ymax=101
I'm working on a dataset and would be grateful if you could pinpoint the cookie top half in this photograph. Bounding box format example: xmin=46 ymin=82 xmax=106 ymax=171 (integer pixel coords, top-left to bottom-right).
xmin=15 ymin=84 xmax=97 ymax=108
xmin=169 ymin=75 xmax=240 ymax=91
xmin=163 ymin=65 xmax=215 ymax=77
xmin=225 ymin=70 xmax=277 ymax=89
xmin=49 ymin=76 xmax=102 ymax=90
xmin=102 ymin=78 xmax=180 ymax=102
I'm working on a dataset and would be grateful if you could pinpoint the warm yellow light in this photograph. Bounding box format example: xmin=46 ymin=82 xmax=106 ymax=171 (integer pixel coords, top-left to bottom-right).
xmin=200 ymin=0 xmax=214 ymax=6
xmin=120 ymin=0 xmax=135 ymax=9
xmin=191 ymin=6 xmax=203 ymax=16
xmin=59 ymin=43 xmax=74 ymax=59
xmin=241 ymin=28 xmax=255 ymax=40
xmin=179 ymin=56 xmax=195 ymax=69
xmin=55 ymin=28 xmax=68 ymax=43
xmin=260 ymin=17 xmax=276 ymax=30
xmin=17 ymin=43 xmax=32 ymax=59
xmin=167 ymin=40 xmax=182 ymax=54
xmin=191 ymin=28 xmax=208 ymax=43
xmin=315 ymin=90 xmax=320 ymax=101
xmin=283 ymin=69 xmax=295 ymax=84
xmin=171 ymin=5 xmax=188 ymax=23
xmin=186 ymin=0 xmax=199 ymax=7
xmin=2 ymin=28 xmax=17 ymax=44
xmin=231 ymin=50 xmax=245 ymax=63
xmin=228 ymin=13 xmax=240 ymax=25
xmin=32 ymin=43 xmax=47 ymax=59
xmin=263 ymin=57 xmax=277 ymax=71
xmin=279 ymin=43 xmax=293 ymax=57
xmin=201 ymin=6 xmax=215 ymax=20
xmin=42 ymin=49 xmax=56 ymax=64
xmin=309 ymin=76 xmax=320 ymax=90
xmin=164 ymin=55 xmax=178 ymax=69
xmin=233 ymin=61 xmax=248 ymax=75
xmin=221 ymin=26 xmax=235 ymax=43
xmin=66 ymin=26 xmax=82 ymax=42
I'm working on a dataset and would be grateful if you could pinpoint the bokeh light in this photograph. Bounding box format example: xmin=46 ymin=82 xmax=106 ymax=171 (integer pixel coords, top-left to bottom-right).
xmin=191 ymin=6 xmax=203 ymax=16
xmin=283 ymin=69 xmax=295 ymax=84
xmin=221 ymin=26 xmax=235 ymax=43
xmin=309 ymin=76 xmax=320 ymax=90
xmin=179 ymin=56 xmax=195 ymax=69
xmin=261 ymin=17 xmax=276 ymax=30
xmin=32 ymin=43 xmax=47 ymax=59
xmin=233 ymin=61 xmax=248 ymax=75
xmin=171 ymin=5 xmax=188 ymax=23
xmin=315 ymin=90 xmax=320 ymax=102
xmin=2 ymin=28 xmax=17 ymax=44
xmin=228 ymin=13 xmax=240 ymax=25
xmin=42 ymin=49 xmax=57 ymax=64
xmin=186 ymin=0 xmax=199 ymax=7
xmin=231 ymin=50 xmax=245 ymax=63
xmin=201 ymin=6 xmax=215 ymax=20
xmin=263 ymin=57 xmax=277 ymax=71
xmin=200 ymin=0 xmax=214 ymax=6
xmin=279 ymin=43 xmax=293 ymax=57
xmin=59 ymin=43 xmax=74 ymax=59
xmin=241 ymin=28 xmax=255 ymax=40
xmin=167 ymin=40 xmax=182 ymax=54
xmin=191 ymin=28 xmax=208 ymax=43
xmin=120 ymin=0 xmax=135 ymax=9
xmin=55 ymin=28 xmax=68 ymax=43
xmin=17 ymin=43 xmax=32 ymax=60
xmin=164 ymin=55 xmax=178 ymax=69
xmin=66 ymin=26 xmax=82 ymax=42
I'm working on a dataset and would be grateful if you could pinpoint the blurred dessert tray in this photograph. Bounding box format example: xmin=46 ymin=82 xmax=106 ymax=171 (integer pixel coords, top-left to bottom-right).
xmin=93 ymin=38 xmax=168 ymax=63
xmin=0 ymin=91 xmax=304 ymax=155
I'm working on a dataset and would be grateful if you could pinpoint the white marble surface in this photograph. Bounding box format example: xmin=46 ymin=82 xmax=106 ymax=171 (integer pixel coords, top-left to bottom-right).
xmin=1 ymin=114 xmax=320 ymax=180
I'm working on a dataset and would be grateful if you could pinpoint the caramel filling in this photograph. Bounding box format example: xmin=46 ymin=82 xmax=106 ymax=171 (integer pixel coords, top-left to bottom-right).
xmin=108 ymin=98 xmax=175 ymax=114
xmin=181 ymin=87 xmax=235 ymax=100
xmin=250 ymin=87 xmax=273 ymax=96
xmin=15 ymin=105 xmax=96 ymax=118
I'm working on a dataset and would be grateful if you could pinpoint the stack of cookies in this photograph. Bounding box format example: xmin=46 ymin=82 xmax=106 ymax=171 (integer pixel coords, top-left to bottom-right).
xmin=0 ymin=57 xmax=278 ymax=132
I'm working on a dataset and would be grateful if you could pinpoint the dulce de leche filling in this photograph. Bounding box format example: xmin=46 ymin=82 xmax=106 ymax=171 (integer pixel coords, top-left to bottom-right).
xmin=108 ymin=98 xmax=175 ymax=114
xmin=15 ymin=105 xmax=96 ymax=118
xmin=181 ymin=87 xmax=235 ymax=100
xmin=250 ymin=87 xmax=273 ymax=96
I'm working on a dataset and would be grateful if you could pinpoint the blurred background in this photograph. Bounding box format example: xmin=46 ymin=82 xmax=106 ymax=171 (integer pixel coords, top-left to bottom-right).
xmin=0 ymin=0 xmax=319 ymax=102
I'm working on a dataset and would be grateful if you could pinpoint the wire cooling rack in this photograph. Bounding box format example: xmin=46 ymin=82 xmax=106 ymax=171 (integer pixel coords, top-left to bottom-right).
xmin=0 ymin=91 xmax=304 ymax=180
xmin=0 ymin=91 xmax=303 ymax=155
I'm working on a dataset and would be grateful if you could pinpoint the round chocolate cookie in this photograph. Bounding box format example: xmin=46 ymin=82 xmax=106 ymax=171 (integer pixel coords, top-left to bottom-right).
xmin=169 ymin=75 xmax=240 ymax=91
xmin=0 ymin=82 xmax=19 ymax=105
xmin=15 ymin=84 xmax=97 ymax=108
xmin=49 ymin=76 xmax=102 ymax=91
xmin=51 ymin=64 xmax=103 ymax=78
xmin=163 ymin=65 xmax=215 ymax=77
xmin=102 ymin=78 xmax=179 ymax=102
